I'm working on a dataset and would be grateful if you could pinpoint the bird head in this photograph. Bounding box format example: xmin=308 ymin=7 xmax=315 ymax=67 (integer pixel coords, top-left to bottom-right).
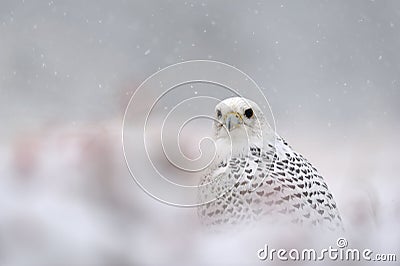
xmin=213 ymin=97 xmax=268 ymax=146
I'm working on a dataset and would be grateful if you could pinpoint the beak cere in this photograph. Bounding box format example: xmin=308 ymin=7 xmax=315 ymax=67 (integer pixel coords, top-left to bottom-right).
xmin=225 ymin=112 xmax=242 ymax=131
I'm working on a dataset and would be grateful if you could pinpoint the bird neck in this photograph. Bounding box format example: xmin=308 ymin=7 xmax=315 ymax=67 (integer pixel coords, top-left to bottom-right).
xmin=214 ymin=136 xmax=262 ymax=162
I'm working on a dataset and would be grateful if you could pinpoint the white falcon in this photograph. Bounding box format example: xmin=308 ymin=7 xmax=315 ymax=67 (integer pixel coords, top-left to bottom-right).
xmin=198 ymin=97 xmax=343 ymax=231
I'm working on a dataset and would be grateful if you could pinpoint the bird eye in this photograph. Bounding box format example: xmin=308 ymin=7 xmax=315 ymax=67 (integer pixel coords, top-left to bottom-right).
xmin=216 ymin=109 xmax=222 ymax=119
xmin=244 ymin=108 xmax=253 ymax=119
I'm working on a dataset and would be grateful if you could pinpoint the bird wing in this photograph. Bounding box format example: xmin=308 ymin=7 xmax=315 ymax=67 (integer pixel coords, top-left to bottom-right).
xmin=198 ymin=136 xmax=343 ymax=230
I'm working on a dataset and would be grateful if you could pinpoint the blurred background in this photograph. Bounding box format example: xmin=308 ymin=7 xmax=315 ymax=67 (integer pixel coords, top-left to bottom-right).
xmin=1 ymin=0 xmax=399 ymax=265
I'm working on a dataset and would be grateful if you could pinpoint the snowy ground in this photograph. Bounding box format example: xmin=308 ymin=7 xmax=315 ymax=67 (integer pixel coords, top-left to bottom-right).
xmin=0 ymin=120 xmax=398 ymax=265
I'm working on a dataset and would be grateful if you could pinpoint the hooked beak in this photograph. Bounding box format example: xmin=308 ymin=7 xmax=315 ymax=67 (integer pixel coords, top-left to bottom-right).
xmin=224 ymin=112 xmax=243 ymax=131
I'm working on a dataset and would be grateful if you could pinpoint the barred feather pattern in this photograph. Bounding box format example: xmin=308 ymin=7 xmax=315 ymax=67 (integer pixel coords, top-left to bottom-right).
xmin=197 ymin=136 xmax=343 ymax=231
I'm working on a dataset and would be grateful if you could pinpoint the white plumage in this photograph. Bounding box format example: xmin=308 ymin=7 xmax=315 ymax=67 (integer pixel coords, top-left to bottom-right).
xmin=198 ymin=97 xmax=343 ymax=230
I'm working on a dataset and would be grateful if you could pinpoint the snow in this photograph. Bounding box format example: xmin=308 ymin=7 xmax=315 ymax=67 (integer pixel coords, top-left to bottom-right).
xmin=0 ymin=0 xmax=399 ymax=264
